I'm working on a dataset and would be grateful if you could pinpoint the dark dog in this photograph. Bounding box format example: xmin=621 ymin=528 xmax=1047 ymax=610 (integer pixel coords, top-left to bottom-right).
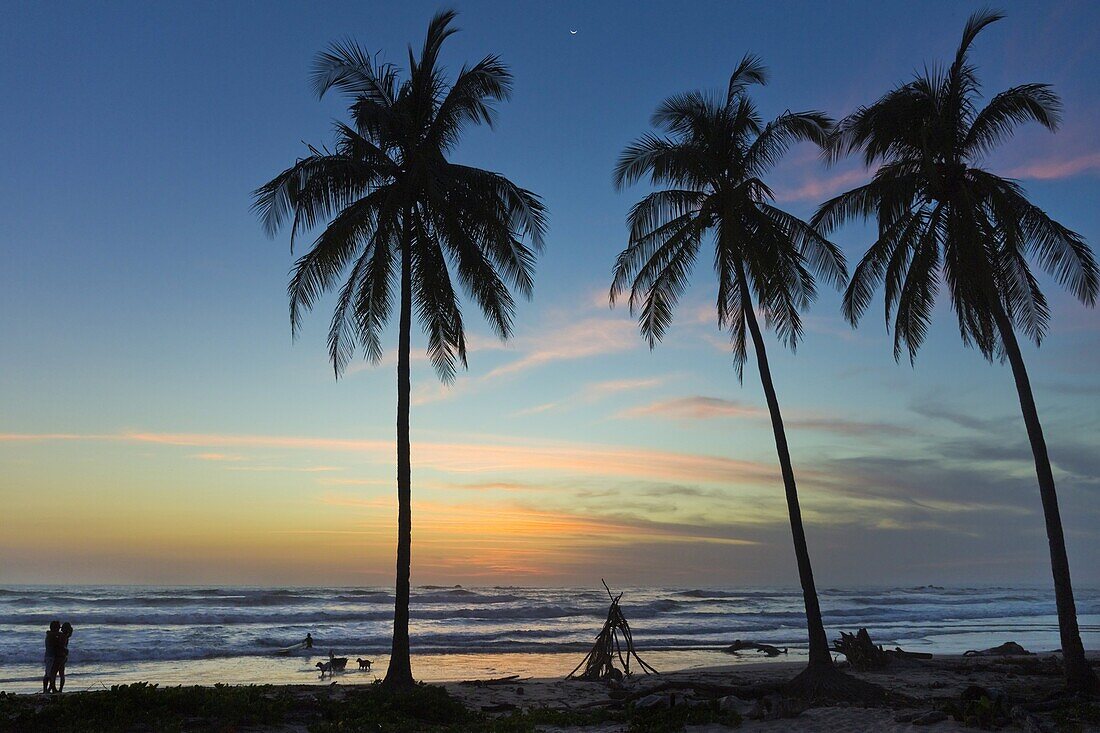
xmin=357 ymin=658 xmax=372 ymax=671
xmin=316 ymin=656 xmax=348 ymax=679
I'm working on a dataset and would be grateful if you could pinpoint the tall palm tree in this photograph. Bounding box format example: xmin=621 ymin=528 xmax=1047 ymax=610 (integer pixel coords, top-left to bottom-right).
xmin=611 ymin=58 xmax=876 ymax=697
xmin=253 ymin=10 xmax=547 ymax=688
xmin=814 ymin=10 xmax=1098 ymax=693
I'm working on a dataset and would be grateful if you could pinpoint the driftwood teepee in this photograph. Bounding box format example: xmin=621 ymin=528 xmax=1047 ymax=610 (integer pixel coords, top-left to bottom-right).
xmin=568 ymin=581 xmax=658 ymax=680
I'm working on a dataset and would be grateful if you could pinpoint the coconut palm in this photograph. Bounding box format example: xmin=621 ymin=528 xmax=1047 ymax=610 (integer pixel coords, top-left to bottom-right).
xmin=814 ymin=10 xmax=1098 ymax=693
xmin=253 ymin=10 xmax=547 ymax=687
xmin=611 ymin=58 xmax=878 ymax=697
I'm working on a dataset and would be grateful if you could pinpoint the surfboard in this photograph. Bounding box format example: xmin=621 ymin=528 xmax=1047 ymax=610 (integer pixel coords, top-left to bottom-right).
xmin=273 ymin=641 xmax=310 ymax=656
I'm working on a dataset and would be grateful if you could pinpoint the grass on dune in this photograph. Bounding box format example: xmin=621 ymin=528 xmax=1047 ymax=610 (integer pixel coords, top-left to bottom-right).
xmin=0 ymin=681 xmax=742 ymax=732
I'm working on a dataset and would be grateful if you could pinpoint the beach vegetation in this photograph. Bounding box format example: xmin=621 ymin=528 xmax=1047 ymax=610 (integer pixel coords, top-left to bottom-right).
xmin=0 ymin=683 xmax=744 ymax=733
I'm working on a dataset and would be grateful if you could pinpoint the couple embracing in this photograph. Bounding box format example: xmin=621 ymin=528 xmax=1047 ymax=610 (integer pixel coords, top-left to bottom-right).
xmin=43 ymin=620 xmax=73 ymax=693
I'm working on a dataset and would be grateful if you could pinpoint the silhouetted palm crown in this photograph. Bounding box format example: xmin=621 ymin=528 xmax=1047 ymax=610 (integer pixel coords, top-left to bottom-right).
xmin=814 ymin=10 xmax=1098 ymax=360
xmin=611 ymin=56 xmax=846 ymax=373
xmin=253 ymin=10 xmax=547 ymax=379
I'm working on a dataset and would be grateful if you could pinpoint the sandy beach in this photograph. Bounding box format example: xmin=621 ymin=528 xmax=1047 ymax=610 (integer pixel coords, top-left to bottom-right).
xmin=444 ymin=653 xmax=1100 ymax=731
xmin=4 ymin=652 xmax=1098 ymax=731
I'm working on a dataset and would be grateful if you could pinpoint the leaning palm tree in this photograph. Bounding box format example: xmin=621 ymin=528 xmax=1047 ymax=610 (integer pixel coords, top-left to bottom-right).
xmin=253 ymin=10 xmax=547 ymax=688
xmin=814 ymin=10 xmax=1098 ymax=693
xmin=611 ymin=58 xmax=878 ymax=698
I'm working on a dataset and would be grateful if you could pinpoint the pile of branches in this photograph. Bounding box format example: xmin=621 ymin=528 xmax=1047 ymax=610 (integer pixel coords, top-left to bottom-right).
xmin=832 ymin=628 xmax=890 ymax=670
xmin=568 ymin=581 xmax=658 ymax=681
xmin=832 ymin=628 xmax=932 ymax=671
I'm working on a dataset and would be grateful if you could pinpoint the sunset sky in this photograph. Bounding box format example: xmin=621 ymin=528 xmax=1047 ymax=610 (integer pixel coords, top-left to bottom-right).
xmin=2 ymin=0 xmax=1098 ymax=588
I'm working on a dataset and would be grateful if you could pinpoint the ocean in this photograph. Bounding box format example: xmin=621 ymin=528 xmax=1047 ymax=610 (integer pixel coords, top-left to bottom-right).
xmin=2 ymin=585 xmax=1098 ymax=693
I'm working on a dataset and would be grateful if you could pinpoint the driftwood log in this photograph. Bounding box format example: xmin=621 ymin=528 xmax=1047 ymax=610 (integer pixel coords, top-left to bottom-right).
xmin=459 ymin=675 xmax=524 ymax=686
xmin=963 ymin=642 xmax=1033 ymax=657
xmin=723 ymin=640 xmax=788 ymax=657
xmin=568 ymin=581 xmax=658 ymax=680
xmin=889 ymin=646 xmax=933 ymax=661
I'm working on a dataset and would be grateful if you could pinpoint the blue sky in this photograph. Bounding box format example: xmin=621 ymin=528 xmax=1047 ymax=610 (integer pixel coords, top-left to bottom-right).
xmin=1 ymin=0 xmax=1098 ymax=587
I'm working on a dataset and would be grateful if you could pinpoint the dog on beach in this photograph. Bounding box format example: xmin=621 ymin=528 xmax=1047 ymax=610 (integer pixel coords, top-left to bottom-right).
xmin=357 ymin=658 xmax=372 ymax=671
xmin=316 ymin=656 xmax=348 ymax=679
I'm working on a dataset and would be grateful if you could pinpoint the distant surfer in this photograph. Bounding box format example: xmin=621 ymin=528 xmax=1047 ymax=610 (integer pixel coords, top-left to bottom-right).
xmin=274 ymin=633 xmax=315 ymax=655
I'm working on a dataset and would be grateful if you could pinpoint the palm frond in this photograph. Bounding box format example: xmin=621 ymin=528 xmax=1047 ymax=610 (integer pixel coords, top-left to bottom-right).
xmin=892 ymin=212 xmax=942 ymax=362
xmin=428 ymin=55 xmax=513 ymax=150
xmin=954 ymin=9 xmax=1004 ymax=71
xmin=761 ymin=204 xmax=847 ymax=286
xmin=410 ymin=212 xmax=468 ymax=382
xmin=726 ymin=53 xmax=769 ymax=103
xmin=745 ymin=111 xmax=832 ymax=177
xmin=964 ymin=84 xmax=1061 ymax=158
xmin=312 ymin=38 xmax=398 ymax=104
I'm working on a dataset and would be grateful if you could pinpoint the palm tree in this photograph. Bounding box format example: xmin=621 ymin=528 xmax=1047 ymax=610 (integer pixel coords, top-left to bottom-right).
xmin=814 ymin=10 xmax=1098 ymax=693
xmin=611 ymin=58 xmax=878 ymax=698
xmin=253 ymin=10 xmax=547 ymax=688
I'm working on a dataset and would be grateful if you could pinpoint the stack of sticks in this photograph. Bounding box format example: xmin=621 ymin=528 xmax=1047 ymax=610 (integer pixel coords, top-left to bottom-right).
xmin=568 ymin=580 xmax=658 ymax=680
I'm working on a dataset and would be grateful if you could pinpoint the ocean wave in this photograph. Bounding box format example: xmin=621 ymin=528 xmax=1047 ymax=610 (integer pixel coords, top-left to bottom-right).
xmin=2 ymin=586 xmax=1097 ymax=671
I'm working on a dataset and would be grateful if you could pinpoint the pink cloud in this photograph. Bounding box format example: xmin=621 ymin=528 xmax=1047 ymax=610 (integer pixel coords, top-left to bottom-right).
xmin=0 ymin=432 xmax=109 ymax=442
xmin=580 ymin=377 xmax=663 ymax=400
xmin=620 ymin=396 xmax=764 ymax=420
xmin=191 ymin=452 xmax=244 ymax=462
xmin=619 ymin=396 xmax=911 ymax=437
xmin=772 ymin=168 xmax=872 ymax=203
xmin=485 ymin=317 xmax=639 ymax=379
xmin=1005 ymin=152 xmax=1100 ymax=181
xmin=1 ymin=429 xmax=788 ymax=487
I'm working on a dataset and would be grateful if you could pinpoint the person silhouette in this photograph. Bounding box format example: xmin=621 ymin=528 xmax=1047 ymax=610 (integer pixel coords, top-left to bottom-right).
xmin=304 ymin=633 xmax=313 ymax=649
xmin=42 ymin=620 xmax=60 ymax=693
xmin=55 ymin=623 xmax=73 ymax=692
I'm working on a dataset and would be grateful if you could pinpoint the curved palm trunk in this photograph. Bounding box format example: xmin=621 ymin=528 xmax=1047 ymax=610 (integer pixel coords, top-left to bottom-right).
xmin=739 ymin=273 xmax=831 ymax=667
xmin=989 ymin=298 xmax=1097 ymax=693
xmin=384 ymin=233 xmax=415 ymax=688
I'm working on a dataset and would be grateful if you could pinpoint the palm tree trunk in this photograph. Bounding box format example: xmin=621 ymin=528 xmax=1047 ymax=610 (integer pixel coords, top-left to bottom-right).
xmin=384 ymin=224 xmax=416 ymax=688
xmin=739 ymin=272 xmax=831 ymax=667
xmin=988 ymin=296 xmax=1097 ymax=693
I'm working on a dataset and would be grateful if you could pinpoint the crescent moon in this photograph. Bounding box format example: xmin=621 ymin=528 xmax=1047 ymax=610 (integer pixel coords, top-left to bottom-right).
xmin=570 ymin=29 xmax=578 ymax=35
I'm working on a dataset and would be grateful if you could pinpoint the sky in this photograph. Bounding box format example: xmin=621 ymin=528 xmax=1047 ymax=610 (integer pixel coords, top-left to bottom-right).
xmin=1 ymin=0 xmax=1099 ymax=588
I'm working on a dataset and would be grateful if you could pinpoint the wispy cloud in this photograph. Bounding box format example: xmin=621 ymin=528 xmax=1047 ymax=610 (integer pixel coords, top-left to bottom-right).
xmin=485 ymin=317 xmax=639 ymax=379
xmin=407 ymin=315 xmax=643 ymax=406
xmin=620 ymin=396 xmax=763 ymax=420
xmin=411 ymin=380 xmax=469 ymax=406
xmin=514 ymin=377 xmax=664 ymax=416
xmin=316 ymin=478 xmax=392 ymax=487
xmin=513 ymin=402 xmax=559 ymax=416
xmin=0 ymin=432 xmax=110 ymax=443
xmin=578 ymin=377 xmax=663 ymax=401
xmin=1 ymin=429 xmax=787 ymax=486
xmin=619 ymin=396 xmax=911 ymax=436
xmin=772 ymin=168 xmax=871 ymax=203
xmin=225 ymin=465 xmax=342 ymax=473
xmin=910 ymin=401 xmax=996 ymax=431
xmin=1006 ymin=151 xmax=1100 ymax=181
xmin=191 ymin=452 xmax=245 ymax=462
xmin=785 ymin=417 xmax=911 ymax=437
